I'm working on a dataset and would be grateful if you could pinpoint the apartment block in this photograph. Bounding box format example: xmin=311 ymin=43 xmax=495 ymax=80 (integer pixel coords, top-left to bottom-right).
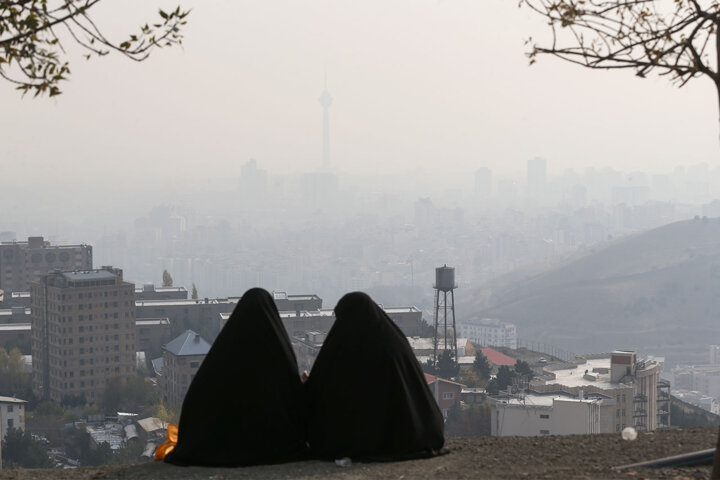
xmin=30 ymin=267 xmax=135 ymax=405
xmin=530 ymin=351 xmax=669 ymax=432
xmin=161 ymin=329 xmax=210 ymax=406
xmin=0 ymin=237 xmax=92 ymax=294
xmin=458 ymin=318 xmax=517 ymax=349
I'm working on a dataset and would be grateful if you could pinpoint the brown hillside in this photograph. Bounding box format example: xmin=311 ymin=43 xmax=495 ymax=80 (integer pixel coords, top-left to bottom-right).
xmin=461 ymin=218 xmax=720 ymax=362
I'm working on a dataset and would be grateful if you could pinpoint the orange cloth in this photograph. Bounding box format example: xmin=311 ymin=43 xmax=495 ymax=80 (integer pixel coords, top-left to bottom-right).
xmin=154 ymin=424 xmax=178 ymax=461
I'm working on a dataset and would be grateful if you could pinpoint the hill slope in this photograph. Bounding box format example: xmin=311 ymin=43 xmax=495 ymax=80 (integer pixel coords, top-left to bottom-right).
xmin=461 ymin=218 xmax=720 ymax=362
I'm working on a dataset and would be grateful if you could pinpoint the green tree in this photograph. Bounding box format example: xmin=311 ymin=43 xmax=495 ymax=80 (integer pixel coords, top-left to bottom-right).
xmin=162 ymin=269 xmax=173 ymax=287
xmin=0 ymin=1 xmax=189 ymax=97
xmin=102 ymin=376 xmax=158 ymax=414
xmin=473 ymin=350 xmax=492 ymax=379
xmin=2 ymin=427 xmax=53 ymax=468
xmin=495 ymin=365 xmax=517 ymax=392
xmin=436 ymin=350 xmax=459 ymax=379
xmin=514 ymin=360 xmax=535 ymax=381
xmin=522 ymin=0 xmax=720 ymax=118
xmin=191 ymin=283 xmax=198 ymax=300
xmin=421 ymin=358 xmax=437 ymax=375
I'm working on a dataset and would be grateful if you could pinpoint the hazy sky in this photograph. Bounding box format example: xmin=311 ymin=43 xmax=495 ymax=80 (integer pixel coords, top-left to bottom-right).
xmin=2 ymin=0 xmax=718 ymax=187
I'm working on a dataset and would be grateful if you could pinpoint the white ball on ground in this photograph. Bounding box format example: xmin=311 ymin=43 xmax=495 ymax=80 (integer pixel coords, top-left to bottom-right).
xmin=621 ymin=427 xmax=638 ymax=441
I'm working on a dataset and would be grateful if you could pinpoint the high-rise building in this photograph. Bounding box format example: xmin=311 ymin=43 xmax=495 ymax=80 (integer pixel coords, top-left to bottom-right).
xmin=30 ymin=266 xmax=135 ymax=405
xmin=0 ymin=237 xmax=92 ymax=294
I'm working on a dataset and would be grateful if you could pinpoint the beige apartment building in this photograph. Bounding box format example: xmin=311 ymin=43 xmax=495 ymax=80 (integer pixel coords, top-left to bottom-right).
xmin=161 ymin=330 xmax=210 ymax=406
xmin=30 ymin=267 xmax=135 ymax=405
xmin=531 ymin=350 xmax=669 ymax=433
xmin=0 ymin=237 xmax=92 ymax=294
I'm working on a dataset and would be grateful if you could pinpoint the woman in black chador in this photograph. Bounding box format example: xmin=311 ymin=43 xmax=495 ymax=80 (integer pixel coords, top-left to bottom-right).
xmin=305 ymin=291 xmax=445 ymax=461
xmin=164 ymin=288 xmax=306 ymax=467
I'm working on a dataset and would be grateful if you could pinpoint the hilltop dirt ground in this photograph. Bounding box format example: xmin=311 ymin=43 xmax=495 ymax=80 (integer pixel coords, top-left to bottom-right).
xmin=0 ymin=427 xmax=718 ymax=480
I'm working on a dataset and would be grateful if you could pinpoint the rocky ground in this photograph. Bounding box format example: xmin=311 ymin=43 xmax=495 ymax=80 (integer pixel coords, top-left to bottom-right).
xmin=0 ymin=427 xmax=718 ymax=479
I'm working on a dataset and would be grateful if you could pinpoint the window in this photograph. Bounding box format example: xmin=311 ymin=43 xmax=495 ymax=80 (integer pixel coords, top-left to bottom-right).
xmin=539 ymin=429 xmax=550 ymax=435
xmin=442 ymin=392 xmax=454 ymax=400
xmin=7 ymin=419 xmax=13 ymax=428
xmin=616 ymin=424 xmax=620 ymax=432
xmin=190 ymin=362 xmax=200 ymax=368
xmin=7 ymin=405 xmax=13 ymax=413
xmin=616 ymin=409 xmax=620 ymax=417
xmin=539 ymin=414 xmax=549 ymax=419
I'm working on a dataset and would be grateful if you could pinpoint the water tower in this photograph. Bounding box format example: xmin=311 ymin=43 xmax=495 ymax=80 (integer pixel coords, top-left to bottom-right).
xmin=433 ymin=265 xmax=458 ymax=365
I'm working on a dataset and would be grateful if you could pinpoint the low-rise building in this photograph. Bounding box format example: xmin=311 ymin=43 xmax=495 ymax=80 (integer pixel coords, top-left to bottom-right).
xmin=424 ymin=373 xmax=464 ymax=418
xmin=135 ymin=284 xmax=188 ymax=301
xmin=0 ymin=396 xmax=26 ymax=439
xmin=489 ymin=392 xmax=607 ymax=436
xmin=0 ymin=323 xmax=31 ymax=353
xmin=161 ymin=330 xmax=211 ymax=406
xmin=135 ymin=318 xmax=172 ymax=359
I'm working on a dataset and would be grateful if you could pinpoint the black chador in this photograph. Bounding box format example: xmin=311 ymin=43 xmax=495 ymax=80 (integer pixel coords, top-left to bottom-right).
xmin=305 ymin=292 xmax=445 ymax=460
xmin=164 ymin=288 xmax=306 ymax=467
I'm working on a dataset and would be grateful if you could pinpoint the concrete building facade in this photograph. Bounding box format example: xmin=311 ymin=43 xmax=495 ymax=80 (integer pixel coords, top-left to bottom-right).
xmin=30 ymin=267 xmax=135 ymax=405
xmin=490 ymin=392 xmax=604 ymax=437
xmin=458 ymin=318 xmax=517 ymax=349
xmin=135 ymin=318 xmax=172 ymax=359
xmin=530 ymin=351 xmax=668 ymax=432
xmin=0 ymin=237 xmax=92 ymax=294
xmin=0 ymin=396 xmax=26 ymax=439
xmin=161 ymin=330 xmax=210 ymax=406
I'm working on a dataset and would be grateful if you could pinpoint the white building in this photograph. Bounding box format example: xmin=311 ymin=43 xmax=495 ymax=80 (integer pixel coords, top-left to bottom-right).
xmin=458 ymin=318 xmax=517 ymax=349
xmin=0 ymin=396 xmax=26 ymax=438
xmin=490 ymin=392 xmax=607 ymax=437
xmin=531 ymin=351 xmax=669 ymax=432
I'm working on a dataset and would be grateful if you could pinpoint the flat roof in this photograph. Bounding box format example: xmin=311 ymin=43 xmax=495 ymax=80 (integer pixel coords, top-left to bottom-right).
xmin=136 ymin=298 xmax=240 ymax=307
xmin=0 ymin=323 xmax=30 ymax=331
xmin=384 ymin=306 xmax=421 ymax=314
xmin=0 ymin=308 xmax=30 ymax=316
xmin=493 ymin=392 xmax=602 ymax=408
xmin=62 ymin=270 xmax=116 ymax=281
xmin=546 ymin=358 xmax=618 ymax=389
xmin=136 ymin=318 xmax=170 ymax=326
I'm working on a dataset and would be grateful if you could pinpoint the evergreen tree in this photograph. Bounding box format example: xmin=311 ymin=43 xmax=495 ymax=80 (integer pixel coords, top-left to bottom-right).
xmin=191 ymin=283 xmax=198 ymax=300
xmin=473 ymin=350 xmax=492 ymax=379
xmin=162 ymin=270 xmax=173 ymax=287
xmin=436 ymin=350 xmax=459 ymax=379
xmin=514 ymin=360 xmax=535 ymax=381
xmin=2 ymin=427 xmax=53 ymax=468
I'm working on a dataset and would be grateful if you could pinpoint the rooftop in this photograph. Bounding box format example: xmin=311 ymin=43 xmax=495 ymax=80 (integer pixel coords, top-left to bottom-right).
xmin=546 ymin=357 xmax=618 ymax=389
xmin=0 ymin=396 xmax=27 ymax=404
xmin=136 ymin=298 xmax=241 ymax=307
xmin=62 ymin=270 xmax=117 ymax=282
xmin=136 ymin=318 xmax=170 ymax=326
xmin=481 ymin=347 xmax=517 ymax=366
xmin=0 ymin=323 xmax=30 ymax=331
xmin=164 ymin=330 xmax=211 ymax=356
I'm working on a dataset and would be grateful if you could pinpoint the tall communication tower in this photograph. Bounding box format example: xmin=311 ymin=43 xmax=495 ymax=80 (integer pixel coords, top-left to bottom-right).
xmin=433 ymin=265 xmax=458 ymax=365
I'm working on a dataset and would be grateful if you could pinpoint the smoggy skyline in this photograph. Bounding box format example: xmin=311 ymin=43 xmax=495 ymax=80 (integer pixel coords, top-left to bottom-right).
xmin=1 ymin=0 xmax=718 ymax=188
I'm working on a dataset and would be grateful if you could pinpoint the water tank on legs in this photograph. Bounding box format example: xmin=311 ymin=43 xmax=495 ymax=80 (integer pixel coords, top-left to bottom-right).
xmin=435 ymin=265 xmax=456 ymax=292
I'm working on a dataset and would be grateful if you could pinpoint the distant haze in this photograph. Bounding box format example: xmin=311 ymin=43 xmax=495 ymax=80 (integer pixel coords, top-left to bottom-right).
xmin=1 ymin=0 xmax=718 ymax=190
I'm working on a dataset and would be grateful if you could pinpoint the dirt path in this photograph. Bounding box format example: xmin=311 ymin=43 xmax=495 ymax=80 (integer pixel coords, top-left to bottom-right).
xmin=0 ymin=427 xmax=717 ymax=479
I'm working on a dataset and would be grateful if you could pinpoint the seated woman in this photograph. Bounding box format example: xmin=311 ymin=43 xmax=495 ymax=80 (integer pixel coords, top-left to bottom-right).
xmin=164 ymin=288 xmax=307 ymax=467
xmin=305 ymin=292 xmax=444 ymax=461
